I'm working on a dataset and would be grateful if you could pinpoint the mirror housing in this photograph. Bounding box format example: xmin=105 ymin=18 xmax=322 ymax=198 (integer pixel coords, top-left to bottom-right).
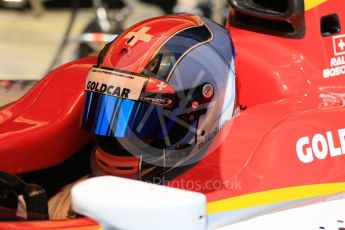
xmin=228 ymin=0 xmax=306 ymax=38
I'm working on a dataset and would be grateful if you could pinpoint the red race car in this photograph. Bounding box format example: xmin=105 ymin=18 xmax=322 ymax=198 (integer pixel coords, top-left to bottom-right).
xmin=0 ymin=0 xmax=345 ymax=229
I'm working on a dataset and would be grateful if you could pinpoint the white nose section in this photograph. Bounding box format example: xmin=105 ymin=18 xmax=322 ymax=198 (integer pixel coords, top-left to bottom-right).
xmin=71 ymin=176 xmax=207 ymax=230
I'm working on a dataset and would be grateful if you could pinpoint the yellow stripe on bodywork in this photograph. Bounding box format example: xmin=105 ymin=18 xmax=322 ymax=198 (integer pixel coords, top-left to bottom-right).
xmin=305 ymin=0 xmax=328 ymax=11
xmin=207 ymin=182 xmax=345 ymax=214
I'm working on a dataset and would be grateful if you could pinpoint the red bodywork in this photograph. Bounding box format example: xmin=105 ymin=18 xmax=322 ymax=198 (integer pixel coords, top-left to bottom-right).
xmin=1 ymin=0 xmax=345 ymax=228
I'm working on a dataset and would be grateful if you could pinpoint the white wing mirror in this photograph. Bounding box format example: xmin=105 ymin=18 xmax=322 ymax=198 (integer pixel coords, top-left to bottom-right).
xmin=71 ymin=176 xmax=207 ymax=230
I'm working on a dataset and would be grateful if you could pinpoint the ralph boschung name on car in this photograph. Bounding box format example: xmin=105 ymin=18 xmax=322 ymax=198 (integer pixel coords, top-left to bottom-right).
xmin=323 ymin=55 xmax=345 ymax=78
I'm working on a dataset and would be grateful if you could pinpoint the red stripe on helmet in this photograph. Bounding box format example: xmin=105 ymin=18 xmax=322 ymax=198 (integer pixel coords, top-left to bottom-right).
xmin=102 ymin=14 xmax=204 ymax=74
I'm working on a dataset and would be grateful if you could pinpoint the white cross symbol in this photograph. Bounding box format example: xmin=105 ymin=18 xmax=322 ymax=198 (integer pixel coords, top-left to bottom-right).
xmin=124 ymin=27 xmax=153 ymax=47
xmin=338 ymin=39 xmax=345 ymax=51
xmin=156 ymin=82 xmax=167 ymax=91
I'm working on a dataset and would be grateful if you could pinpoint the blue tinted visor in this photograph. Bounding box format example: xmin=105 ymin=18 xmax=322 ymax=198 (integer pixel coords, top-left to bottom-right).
xmin=81 ymin=92 xmax=177 ymax=140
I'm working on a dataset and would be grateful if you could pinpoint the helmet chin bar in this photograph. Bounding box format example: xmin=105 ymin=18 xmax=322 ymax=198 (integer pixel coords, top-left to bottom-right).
xmin=139 ymin=117 xmax=205 ymax=183
xmin=93 ymin=116 xmax=204 ymax=183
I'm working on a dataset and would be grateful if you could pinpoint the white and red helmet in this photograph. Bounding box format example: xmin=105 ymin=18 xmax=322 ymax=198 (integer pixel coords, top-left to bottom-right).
xmin=81 ymin=14 xmax=236 ymax=182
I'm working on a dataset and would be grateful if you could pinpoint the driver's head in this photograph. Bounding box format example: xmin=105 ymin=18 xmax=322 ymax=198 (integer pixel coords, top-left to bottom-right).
xmin=81 ymin=14 xmax=236 ymax=183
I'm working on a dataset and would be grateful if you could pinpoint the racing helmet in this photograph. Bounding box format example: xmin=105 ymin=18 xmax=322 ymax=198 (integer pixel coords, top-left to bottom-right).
xmin=81 ymin=14 xmax=236 ymax=182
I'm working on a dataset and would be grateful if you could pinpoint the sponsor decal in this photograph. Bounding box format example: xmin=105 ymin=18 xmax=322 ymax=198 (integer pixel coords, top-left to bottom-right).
xmin=85 ymin=67 xmax=147 ymax=100
xmin=139 ymin=97 xmax=173 ymax=107
xmin=323 ymin=34 xmax=345 ymax=78
xmin=296 ymin=128 xmax=345 ymax=163
xmin=198 ymin=119 xmax=229 ymax=150
xmin=124 ymin=27 xmax=153 ymax=46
